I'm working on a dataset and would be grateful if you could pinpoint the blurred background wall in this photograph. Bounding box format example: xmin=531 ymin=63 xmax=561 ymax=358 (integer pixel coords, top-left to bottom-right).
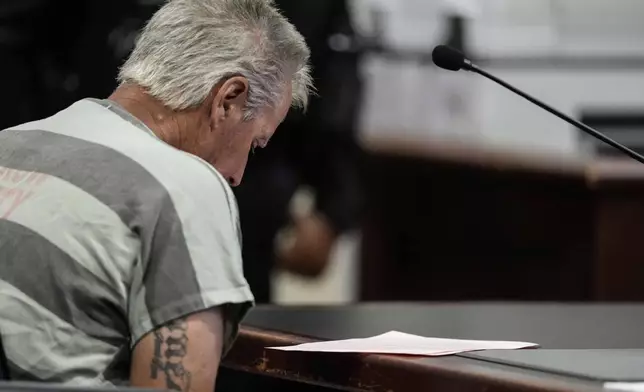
xmin=355 ymin=0 xmax=644 ymax=153
xmin=275 ymin=0 xmax=644 ymax=304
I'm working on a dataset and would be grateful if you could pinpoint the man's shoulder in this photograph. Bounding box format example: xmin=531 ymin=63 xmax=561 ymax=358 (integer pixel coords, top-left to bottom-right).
xmin=5 ymin=100 xmax=237 ymax=223
xmin=74 ymin=98 xmax=240 ymax=226
xmin=21 ymin=99 xmax=232 ymax=194
xmin=156 ymin=152 xmax=238 ymax=222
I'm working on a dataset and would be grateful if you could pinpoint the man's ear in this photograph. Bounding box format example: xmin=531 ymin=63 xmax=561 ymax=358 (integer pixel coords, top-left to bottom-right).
xmin=210 ymin=76 xmax=249 ymax=125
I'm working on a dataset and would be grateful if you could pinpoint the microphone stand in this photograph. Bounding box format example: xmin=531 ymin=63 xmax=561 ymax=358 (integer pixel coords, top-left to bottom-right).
xmin=465 ymin=63 xmax=644 ymax=165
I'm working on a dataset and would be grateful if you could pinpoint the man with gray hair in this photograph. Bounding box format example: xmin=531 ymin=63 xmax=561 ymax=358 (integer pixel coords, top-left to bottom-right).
xmin=0 ymin=0 xmax=311 ymax=390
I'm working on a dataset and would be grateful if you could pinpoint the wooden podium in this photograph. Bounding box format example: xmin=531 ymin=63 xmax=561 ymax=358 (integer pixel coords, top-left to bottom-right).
xmin=359 ymin=136 xmax=644 ymax=301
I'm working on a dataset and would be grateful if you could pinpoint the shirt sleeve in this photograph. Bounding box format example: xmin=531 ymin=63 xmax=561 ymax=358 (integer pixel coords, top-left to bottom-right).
xmin=128 ymin=158 xmax=254 ymax=356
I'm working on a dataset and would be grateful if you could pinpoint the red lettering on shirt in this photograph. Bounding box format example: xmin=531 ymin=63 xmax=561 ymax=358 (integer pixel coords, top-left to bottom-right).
xmin=0 ymin=187 xmax=35 ymax=219
xmin=0 ymin=167 xmax=50 ymax=219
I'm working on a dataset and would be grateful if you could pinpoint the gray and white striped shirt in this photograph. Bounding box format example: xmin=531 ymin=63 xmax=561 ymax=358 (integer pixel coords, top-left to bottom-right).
xmin=0 ymin=99 xmax=254 ymax=386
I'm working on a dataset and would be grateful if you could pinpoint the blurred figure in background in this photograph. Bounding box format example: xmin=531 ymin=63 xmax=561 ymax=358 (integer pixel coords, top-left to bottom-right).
xmin=235 ymin=0 xmax=364 ymax=303
xmin=0 ymin=0 xmax=363 ymax=304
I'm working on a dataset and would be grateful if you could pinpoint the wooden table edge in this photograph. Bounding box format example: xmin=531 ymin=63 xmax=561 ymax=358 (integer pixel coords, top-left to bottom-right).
xmin=222 ymin=325 xmax=604 ymax=392
xmin=361 ymin=134 xmax=644 ymax=189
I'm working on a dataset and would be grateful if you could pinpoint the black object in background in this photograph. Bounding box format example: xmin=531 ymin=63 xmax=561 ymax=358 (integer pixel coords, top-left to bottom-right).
xmin=444 ymin=14 xmax=467 ymax=54
xmin=0 ymin=0 xmax=160 ymax=130
xmin=72 ymin=1 xmax=165 ymax=100
xmin=580 ymin=111 xmax=644 ymax=158
xmin=0 ymin=0 xmax=82 ymax=129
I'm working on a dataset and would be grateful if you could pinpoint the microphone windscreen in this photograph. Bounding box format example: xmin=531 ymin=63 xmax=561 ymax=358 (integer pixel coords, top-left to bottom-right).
xmin=432 ymin=45 xmax=465 ymax=71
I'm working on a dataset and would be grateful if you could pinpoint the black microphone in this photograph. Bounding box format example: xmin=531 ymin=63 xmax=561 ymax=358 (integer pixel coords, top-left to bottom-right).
xmin=431 ymin=45 xmax=644 ymax=165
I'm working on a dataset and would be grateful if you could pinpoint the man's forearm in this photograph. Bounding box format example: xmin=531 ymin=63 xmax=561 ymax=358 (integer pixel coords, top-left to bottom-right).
xmin=150 ymin=318 xmax=192 ymax=390
xmin=130 ymin=309 xmax=225 ymax=392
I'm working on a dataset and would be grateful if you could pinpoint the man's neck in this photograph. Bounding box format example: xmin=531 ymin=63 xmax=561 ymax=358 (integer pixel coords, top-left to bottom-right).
xmin=108 ymin=84 xmax=204 ymax=148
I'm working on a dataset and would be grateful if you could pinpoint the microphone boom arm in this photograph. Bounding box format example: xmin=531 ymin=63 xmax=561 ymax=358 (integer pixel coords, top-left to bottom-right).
xmin=466 ymin=63 xmax=644 ymax=165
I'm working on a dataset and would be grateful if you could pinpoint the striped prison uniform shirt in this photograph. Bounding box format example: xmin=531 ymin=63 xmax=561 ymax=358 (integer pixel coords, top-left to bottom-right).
xmin=0 ymin=98 xmax=254 ymax=386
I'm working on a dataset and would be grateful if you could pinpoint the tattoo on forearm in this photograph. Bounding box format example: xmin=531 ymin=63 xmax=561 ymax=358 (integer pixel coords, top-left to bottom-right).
xmin=151 ymin=318 xmax=192 ymax=391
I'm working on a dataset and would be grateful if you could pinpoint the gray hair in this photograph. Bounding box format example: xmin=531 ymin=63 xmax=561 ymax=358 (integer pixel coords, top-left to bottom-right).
xmin=118 ymin=0 xmax=313 ymax=118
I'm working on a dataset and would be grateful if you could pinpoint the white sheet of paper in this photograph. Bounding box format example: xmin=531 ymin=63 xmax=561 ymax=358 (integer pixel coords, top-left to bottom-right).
xmin=267 ymin=331 xmax=538 ymax=356
xmin=605 ymin=383 xmax=644 ymax=392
